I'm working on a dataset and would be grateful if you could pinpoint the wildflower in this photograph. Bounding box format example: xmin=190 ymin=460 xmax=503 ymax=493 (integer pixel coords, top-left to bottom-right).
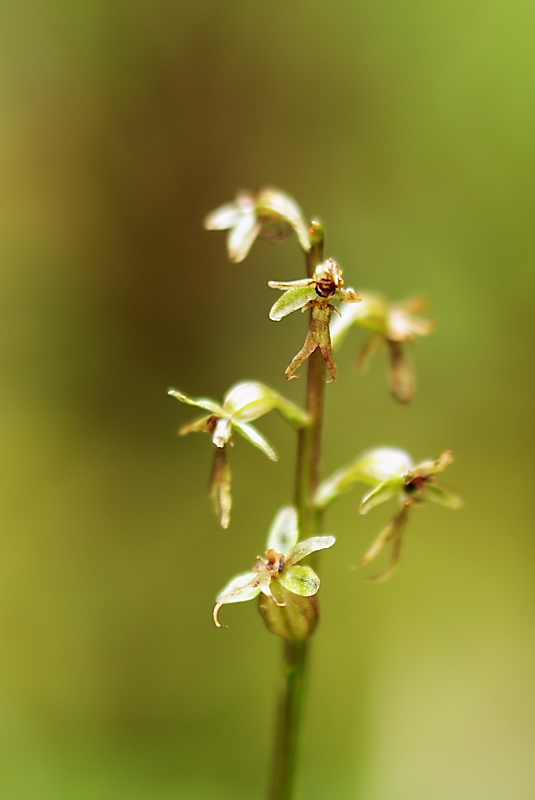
xmin=213 ymin=506 xmax=335 ymax=634
xmin=315 ymin=447 xmax=461 ymax=580
xmin=204 ymin=187 xmax=310 ymax=263
xmin=269 ymin=258 xmax=361 ymax=380
xmin=330 ymin=293 xmax=434 ymax=402
xmin=168 ymin=382 xmax=309 ymax=528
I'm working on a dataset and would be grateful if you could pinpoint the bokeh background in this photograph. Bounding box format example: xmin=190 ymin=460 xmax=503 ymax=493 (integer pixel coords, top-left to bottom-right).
xmin=1 ymin=1 xmax=534 ymax=798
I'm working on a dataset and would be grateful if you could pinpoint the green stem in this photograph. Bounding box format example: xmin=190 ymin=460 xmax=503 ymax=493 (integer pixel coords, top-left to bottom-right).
xmin=268 ymin=225 xmax=325 ymax=800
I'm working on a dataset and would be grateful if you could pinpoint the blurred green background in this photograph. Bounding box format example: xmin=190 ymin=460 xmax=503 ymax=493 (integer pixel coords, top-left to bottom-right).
xmin=1 ymin=1 xmax=534 ymax=798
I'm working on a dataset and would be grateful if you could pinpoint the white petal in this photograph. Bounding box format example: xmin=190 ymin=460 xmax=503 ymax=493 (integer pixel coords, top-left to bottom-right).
xmin=356 ymin=447 xmax=414 ymax=483
xmin=213 ymin=571 xmax=261 ymax=628
xmin=266 ymin=506 xmax=299 ymax=554
xmin=204 ymin=202 xmax=241 ymax=230
xmin=227 ymin=214 xmax=261 ymax=263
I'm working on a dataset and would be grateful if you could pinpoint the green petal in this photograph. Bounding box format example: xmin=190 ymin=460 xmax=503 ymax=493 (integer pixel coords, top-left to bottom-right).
xmin=289 ymin=535 xmax=336 ymax=565
xmin=269 ymin=286 xmax=318 ymax=320
xmin=360 ymin=479 xmax=401 ymax=515
xmin=425 ymin=482 xmax=463 ymax=509
xmin=167 ymin=388 xmax=223 ymax=416
xmin=233 ymin=421 xmax=277 ymax=461
xmin=266 ymin=506 xmax=299 ymax=554
xmin=280 ymin=565 xmax=320 ymax=597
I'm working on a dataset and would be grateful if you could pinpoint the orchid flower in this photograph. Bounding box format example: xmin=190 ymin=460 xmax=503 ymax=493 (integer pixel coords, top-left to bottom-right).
xmin=213 ymin=506 xmax=335 ymax=634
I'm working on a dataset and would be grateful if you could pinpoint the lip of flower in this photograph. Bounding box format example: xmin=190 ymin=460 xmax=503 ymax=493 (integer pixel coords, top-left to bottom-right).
xmin=212 ymin=506 xmax=336 ymax=628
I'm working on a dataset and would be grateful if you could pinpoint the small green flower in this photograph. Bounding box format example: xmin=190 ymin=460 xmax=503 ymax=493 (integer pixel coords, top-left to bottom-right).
xmin=213 ymin=506 xmax=335 ymax=630
xmin=168 ymin=381 xmax=309 ymax=528
xmin=269 ymin=258 xmax=360 ymax=380
xmin=315 ymin=447 xmax=461 ymax=580
xmin=330 ymin=293 xmax=434 ymax=403
xmin=204 ymin=187 xmax=310 ymax=263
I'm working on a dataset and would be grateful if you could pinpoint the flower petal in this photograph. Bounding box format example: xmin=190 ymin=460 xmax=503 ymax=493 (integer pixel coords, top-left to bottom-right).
xmin=167 ymin=388 xmax=222 ymax=416
xmin=268 ymin=286 xmax=318 ymax=320
xmin=204 ymin=202 xmax=241 ymax=231
xmin=227 ymin=213 xmax=261 ymax=263
xmin=256 ymin=187 xmax=311 ymax=251
xmin=233 ymin=421 xmax=278 ymax=461
xmin=266 ymin=506 xmax=299 ymax=554
xmin=355 ymin=447 xmax=414 ymax=484
xmin=178 ymin=414 xmax=213 ymax=436
xmin=268 ymin=279 xmax=313 ymax=290
xmin=424 ymin=482 xmax=463 ymax=509
xmin=336 ymin=287 xmax=361 ymax=304
xmin=414 ymin=449 xmax=455 ymax=476
xmin=360 ymin=479 xmax=401 ymax=515
xmin=288 ymin=535 xmax=336 ymax=565
xmin=213 ymin=571 xmax=261 ymax=628
xmin=357 ymin=506 xmax=409 ymax=581
xmin=356 ymin=334 xmax=384 ymax=373
xmin=223 ymin=381 xmax=309 ymax=427
xmin=279 ymin=565 xmax=320 ymax=597
xmin=223 ymin=381 xmax=279 ymax=420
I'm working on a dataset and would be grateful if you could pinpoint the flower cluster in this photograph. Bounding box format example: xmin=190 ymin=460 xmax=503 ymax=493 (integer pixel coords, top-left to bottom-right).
xmin=168 ymin=185 xmax=463 ymax=638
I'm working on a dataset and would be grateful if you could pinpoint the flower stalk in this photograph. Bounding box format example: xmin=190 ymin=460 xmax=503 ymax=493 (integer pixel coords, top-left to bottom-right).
xmin=268 ymin=222 xmax=327 ymax=800
xmin=169 ymin=187 xmax=462 ymax=800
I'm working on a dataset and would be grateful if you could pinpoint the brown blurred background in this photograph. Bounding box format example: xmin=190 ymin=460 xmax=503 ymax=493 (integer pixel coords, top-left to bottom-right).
xmin=0 ymin=1 xmax=534 ymax=798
